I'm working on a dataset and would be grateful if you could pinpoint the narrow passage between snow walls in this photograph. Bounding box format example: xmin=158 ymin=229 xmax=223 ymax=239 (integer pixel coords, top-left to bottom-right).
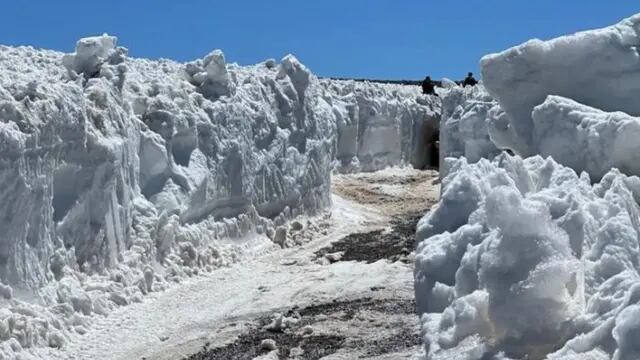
xmin=167 ymin=169 xmax=440 ymax=360
xmin=0 ymin=35 xmax=442 ymax=359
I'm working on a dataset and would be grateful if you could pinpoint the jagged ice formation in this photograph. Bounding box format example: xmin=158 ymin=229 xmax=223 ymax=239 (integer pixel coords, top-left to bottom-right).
xmin=438 ymin=84 xmax=501 ymax=178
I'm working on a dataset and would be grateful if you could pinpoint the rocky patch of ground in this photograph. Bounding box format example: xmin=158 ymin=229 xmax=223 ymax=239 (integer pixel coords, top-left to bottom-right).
xmin=185 ymin=297 xmax=419 ymax=360
xmin=314 ymin=212 xmax=424 ymax=264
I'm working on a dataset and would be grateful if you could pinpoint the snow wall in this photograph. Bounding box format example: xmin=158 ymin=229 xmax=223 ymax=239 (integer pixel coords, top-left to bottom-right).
xmin=0 ymin=36 xmax=438 ymax=357
xmin=530 ymin=96 xmax=640 ymax=182
xmin=0 ymin=36 xmax=337 ymax=290
xmin=0 ymin=37 xmax=439 ymax=290
xmin=417 ymin=155 xmax=640 ymax=360
xmin=416 ymin=13 xmax=640 ymax=360
xmin=322 ymin=79 xmax=441 ymax=172
xmin=481 ymin=13 xmax=640 ymax=161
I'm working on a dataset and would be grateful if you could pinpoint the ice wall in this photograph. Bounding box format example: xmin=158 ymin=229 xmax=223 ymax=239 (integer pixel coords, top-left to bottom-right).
xmin=438 ymin=84 xmax=502 ymax=177
xmin=415 ymin=154 xmax=640 ymax=359
xmin=321 ymin=80 xmax=441 ymax=172
xmin=481 ymin=14 xmax=640 ymax=156
xmin=0 ymin=34 xmax=339 ymax=293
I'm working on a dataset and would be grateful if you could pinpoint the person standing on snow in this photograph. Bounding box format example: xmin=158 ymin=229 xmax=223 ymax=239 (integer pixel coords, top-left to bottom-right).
xmin=421 ymin=76 xmax=437 ymax=96
xmin=463 ymin=72 xmax=478 ymax=87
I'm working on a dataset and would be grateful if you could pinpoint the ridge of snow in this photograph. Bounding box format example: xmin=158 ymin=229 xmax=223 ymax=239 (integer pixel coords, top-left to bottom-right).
xmin=531 ymin=95 xmax=640 ymax=182
xmin=438 ymin=84 xmax=501 ymax=178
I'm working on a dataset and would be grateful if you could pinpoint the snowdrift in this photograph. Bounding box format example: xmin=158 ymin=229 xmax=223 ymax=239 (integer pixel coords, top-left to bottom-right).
xmin=416 ymin=155 xmax=640 ymax=360
xmin=0 ymin=35 xmax=336 ymax=357
xmin=482 ymin=13 xmax=640 ymax=157
xmin=0 ymin=35 xmax=437 ymax=357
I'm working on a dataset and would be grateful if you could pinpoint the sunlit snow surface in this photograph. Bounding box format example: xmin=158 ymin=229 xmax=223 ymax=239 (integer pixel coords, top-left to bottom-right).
xmin=416 ymin=13 xmax=640 ymax=360
xmin=416 ymin=155 xmax=640 ymax=360
xmin=438 ymin=84 xmax=501 ymax=178
xmin=481 ymin=13 xmax=640 ymax=161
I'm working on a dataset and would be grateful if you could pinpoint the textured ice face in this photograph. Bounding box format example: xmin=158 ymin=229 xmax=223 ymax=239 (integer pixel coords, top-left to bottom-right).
xmin=0 ymin=35 xmax=341 ymax=289
xmin=415 ymin=155 xmax=640 ymax=359
xmin=531 ymin=95 xmax=640 ymax=181
xmin=438 ymin=84 xmax=502 ymax=178
xmin=321 ymin=79 xmax=441 ymax=172
xmin=481 ymin=14 xmax=640 ymax=156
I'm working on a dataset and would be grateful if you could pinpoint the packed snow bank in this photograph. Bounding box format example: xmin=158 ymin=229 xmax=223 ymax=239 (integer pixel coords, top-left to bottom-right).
xmin=531 ymin=96 xmax=640 ymax=181
xmin=0 ymin=34 xmax=345 ymax=357
xmin=417 ymin=12 xmax=640 ymax=360
xmin=438 ymin=84 xmax=502 ymax=177
xmin=415 ymin=154 xmax=640 ymax=359
xmin=481 ymin=13 xmax=640 ymax=156
xmin=321 ymin=80 xmax=441 ymax=172
xmin=1 ymin=34 xmax=335 ymax=289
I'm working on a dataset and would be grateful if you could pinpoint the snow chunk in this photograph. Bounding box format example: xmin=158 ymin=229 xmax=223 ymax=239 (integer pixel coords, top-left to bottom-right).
xmin=416 ymin=154 xmax=640 ymax=359
xmin=264 ymin=312 xmax=299 ymax=332
xmin=260 ymin=338 xmax=278 ymax=351
xmin=62 ymin=34 xmax=123 ymax=76
xmin=481 ymin=14 xmax=640 ymax=155
xmin=196 ymin=49 xmax=235 ymax=99
xmin=531 ymin=95 xmax=640 ymax=181
xmin=440 ymin=78 xmax=458 ymax=89
xmin=0 ymin=283 xmax=12 ymax=300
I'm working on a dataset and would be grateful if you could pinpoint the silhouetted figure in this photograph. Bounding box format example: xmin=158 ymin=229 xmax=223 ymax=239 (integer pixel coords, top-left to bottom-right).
xmin=463 ymin=72 xmax=478 ymax=87
xmin=421 ymin=76 xmax=437 ymax=96
xmin=430 ymin=135 xmax=439 ymax=169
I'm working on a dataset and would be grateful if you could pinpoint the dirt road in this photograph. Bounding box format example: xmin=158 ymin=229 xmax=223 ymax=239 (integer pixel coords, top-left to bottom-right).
xmin=36 ymin=168 xmax=438 ymax=360
xmin=186 ymin=169 xmax=439 ymax=360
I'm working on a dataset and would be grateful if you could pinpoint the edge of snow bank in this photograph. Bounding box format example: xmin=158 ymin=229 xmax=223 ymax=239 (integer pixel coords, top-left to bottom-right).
xmin=416 ymin=154 xmax=640 ymax=359
xmin=481 ymin=13 xmax=640 ymax=156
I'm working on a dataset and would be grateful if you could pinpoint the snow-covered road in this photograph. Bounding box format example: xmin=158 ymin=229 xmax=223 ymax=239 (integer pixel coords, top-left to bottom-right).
xmin=33 ymin=169 xmax=438 ymax=360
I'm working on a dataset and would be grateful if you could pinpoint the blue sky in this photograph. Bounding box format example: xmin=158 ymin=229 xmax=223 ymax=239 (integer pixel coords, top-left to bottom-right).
xmin=1 ymin=1 xmax=639 ymax=80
